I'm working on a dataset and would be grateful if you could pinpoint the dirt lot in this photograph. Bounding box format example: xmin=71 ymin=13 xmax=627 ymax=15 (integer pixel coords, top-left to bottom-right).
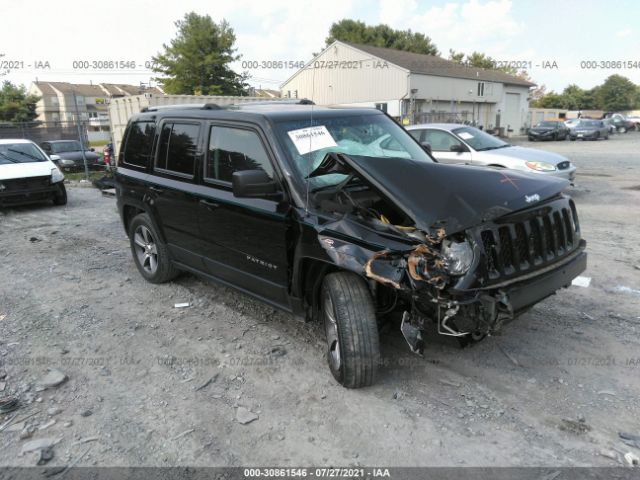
xmin=1 ymin=133 xmax=640 ymax=468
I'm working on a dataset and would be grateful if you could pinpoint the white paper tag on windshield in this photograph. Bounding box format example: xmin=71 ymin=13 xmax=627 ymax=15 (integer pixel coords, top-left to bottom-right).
xmin=458 ymin=132 xmax=474 ymax=140
xmin=287 ymin=126 xmax=337 ymax=155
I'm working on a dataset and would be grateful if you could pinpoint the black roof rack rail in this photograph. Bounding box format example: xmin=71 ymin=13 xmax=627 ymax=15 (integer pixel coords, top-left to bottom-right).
xmin=230 ymin=98 xmax=315 ymax=107
xmin=140 ymin=103 xmax=225 ymax=113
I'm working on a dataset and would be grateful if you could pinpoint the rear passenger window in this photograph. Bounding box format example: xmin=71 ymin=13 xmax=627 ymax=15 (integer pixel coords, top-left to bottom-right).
xmin=155 ymin=122 xmax=199 ymax=176
xmin=123 ymin=121 xmax=156 ymax=167
xmin=206 ymin=126 xmax=273 ymax=183
xmin=408 ymin=130 xmax=423 ymax=142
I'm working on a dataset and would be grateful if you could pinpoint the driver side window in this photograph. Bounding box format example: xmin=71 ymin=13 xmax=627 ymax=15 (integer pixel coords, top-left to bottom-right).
xmin=423 ymin=130 xmax=463 ymax=152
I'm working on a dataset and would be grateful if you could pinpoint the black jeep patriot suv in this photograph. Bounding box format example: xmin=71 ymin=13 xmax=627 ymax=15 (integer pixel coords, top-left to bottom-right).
xmin=116 ymin=102 xmax=587 ymax=388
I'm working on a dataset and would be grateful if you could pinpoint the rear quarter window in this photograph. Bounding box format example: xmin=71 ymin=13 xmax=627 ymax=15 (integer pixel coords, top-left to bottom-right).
xmin=122 ymin=121 xmax=156 ymax=168
xmin=155 ymin=122 xmax=200 ymax=177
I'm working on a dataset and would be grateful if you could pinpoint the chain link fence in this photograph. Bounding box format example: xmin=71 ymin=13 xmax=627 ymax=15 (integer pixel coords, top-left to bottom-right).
xmin=0 ymin=121 xmax=87 ymax=145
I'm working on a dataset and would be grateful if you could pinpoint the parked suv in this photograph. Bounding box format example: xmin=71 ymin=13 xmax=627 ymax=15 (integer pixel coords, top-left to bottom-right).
xmin=116 ymin=103 xmax=587 ymax=388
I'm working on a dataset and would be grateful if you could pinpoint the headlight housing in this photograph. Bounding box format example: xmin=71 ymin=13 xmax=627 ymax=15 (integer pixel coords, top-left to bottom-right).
xmin=441 ymin=238 xmax=474 ymax=275
xmin=525 ymin=161 xmax=556 ymax=172
xmin=51 ymin=167 xmax=65 ymax=183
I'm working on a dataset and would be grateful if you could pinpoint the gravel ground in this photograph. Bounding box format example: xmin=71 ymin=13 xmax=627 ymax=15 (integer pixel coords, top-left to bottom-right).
xmin=1 ymin=133 xmax=639 ymax=468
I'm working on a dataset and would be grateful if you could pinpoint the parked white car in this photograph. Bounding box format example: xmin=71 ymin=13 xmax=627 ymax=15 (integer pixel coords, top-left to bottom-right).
xmin=564 ymin=118 xmax=581 ymax=131
xmin=0 ymin=139 xmax=67 ymax=207
xmin=404 ymin=124 xmax=576 ymax=182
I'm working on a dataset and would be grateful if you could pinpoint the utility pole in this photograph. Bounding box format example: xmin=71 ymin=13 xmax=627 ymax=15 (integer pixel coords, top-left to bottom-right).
xmin=72 ymin=91 xmax=89 ymax=180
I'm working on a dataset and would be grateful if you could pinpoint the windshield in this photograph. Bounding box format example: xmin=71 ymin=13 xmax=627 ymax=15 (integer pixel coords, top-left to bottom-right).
xmin=535 ymin=121 xmax=557 ymax=127
xmin=0 ymin=142 xmax=48 ymax=164
xmin=51 ymin=141 xmax=82 ymax=153
xmin=451 ymin=126 xmax=509 ymax=151
xmin=579 ymin=120 xmax=599 ymax=127
xmin=274 ymin=113 xmax=431 ymax=189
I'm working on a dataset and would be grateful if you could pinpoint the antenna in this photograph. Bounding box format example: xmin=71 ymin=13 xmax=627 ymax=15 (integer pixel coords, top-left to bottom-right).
xmin=303 ymin=60 xmax=317 ymax=217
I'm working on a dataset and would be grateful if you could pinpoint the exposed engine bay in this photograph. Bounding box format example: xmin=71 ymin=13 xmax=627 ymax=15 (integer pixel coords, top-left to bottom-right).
xmin=311 ymin=152 xmax=587 ymax=355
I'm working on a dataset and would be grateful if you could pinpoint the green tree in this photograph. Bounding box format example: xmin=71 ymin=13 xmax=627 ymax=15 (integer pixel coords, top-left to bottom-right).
xmin=530 ymin=92 xmax=564 ymax=108
xmin=0 ymin=81 xmax=40 ymax=123
xmin=152 ymin=12 xmax=248 ymax=95
xmin=559 ymin=84 xmax=585 ymax=110
xmin=598 ymin=75 xmax=637 ymax=111
xmin=323 ymin=19 xmax=439 ymax=55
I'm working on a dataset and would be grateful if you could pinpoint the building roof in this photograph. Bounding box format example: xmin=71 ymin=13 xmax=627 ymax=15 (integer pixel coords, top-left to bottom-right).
xmin=253 ymin=88 xmax=281 ymax=98
xmin=342 ymin=42 xmax=535 ymax=87
xmin=32 ymin=82 xmax=57 ymax=96
xmin=44 ymin=82 xmax=106 ymax=97
xmin=31 ymin=82 xmax=163 ymax=98
xmin=100 ymin=83 xmax=164 ymax=96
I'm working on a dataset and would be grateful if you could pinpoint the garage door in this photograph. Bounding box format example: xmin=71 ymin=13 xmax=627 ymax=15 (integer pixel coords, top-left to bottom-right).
xmin=504 ymin=93 xmax=521 ymax=132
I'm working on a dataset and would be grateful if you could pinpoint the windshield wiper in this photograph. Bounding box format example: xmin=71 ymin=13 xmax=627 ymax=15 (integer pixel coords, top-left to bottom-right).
xmin=7 ymin=148 xmax=44 ymax=161
xmin=477 ymin=144 xmax=511 ymax=151
xmin=0 ymin=152 xmax=20 ymax=163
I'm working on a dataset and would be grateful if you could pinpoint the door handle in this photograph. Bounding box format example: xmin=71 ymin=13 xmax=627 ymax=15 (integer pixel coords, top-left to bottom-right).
xmin=199 ymin=199 xmax=220 ymax=209
xmin=149 ymin=186 xmax=164 ymax=194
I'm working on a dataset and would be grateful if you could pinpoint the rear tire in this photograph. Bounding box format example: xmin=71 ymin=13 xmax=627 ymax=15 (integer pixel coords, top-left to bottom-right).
xmin=321 ymin=272 xmax=380 ymax=388
xmin=129 ymin=213 xmax=179 ymax=284
xmin=52 ymin=183 xmax=67 ymax=206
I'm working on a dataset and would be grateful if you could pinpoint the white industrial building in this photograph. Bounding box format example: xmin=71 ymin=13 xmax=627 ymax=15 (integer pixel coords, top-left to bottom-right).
xmin=281 ymin=41 xmax=535 ymax=136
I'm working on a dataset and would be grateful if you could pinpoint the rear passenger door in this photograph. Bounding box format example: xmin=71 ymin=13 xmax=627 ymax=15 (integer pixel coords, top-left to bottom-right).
xmin=197 ymin=123 xmax=290 ymax=308
xmin=150 ymin=120 xmax=203 ymax=269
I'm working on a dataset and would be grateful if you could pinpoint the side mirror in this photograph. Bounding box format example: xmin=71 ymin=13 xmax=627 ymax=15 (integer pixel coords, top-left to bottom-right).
xmin=232 ymin=170 xmax=280 ymax=199
xmin=420 ymin=142 xmax=432 ymax=155
xmin=50 ymin=154 xmax=61 ymax=164
xmin=450 ymin=144 xmax=466 ymax=153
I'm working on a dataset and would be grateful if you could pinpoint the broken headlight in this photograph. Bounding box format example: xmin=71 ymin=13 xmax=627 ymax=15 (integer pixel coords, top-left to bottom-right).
xmin=441 ymin=239 xmax=474 ymax=275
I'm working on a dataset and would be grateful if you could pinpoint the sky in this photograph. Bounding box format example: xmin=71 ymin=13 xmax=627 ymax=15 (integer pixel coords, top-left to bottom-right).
xmin=1 ymin=0 xmax=639 ymax=93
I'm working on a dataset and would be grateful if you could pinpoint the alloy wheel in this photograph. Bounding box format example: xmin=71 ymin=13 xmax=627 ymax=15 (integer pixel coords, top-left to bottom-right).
xmin=323 ymin=292 xmax=341 ymax=372
xmin=133 ymin=225 xmax=159 ymax=275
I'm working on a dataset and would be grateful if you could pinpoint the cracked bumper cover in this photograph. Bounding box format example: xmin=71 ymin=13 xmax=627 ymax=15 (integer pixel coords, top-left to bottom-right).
xmin=457 ymin=247 xmax=587 ymax=314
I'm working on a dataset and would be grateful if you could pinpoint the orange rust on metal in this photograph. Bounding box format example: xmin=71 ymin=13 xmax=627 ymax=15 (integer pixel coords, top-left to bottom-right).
xmin=364 ymin=251 xmax=402 ymax=290
xmin=407 ymin=242 xmax=447 ymax=289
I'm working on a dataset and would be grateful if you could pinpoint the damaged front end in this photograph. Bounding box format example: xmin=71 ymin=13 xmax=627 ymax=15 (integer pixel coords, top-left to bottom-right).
xmin=311 ymin=152 xmax=587 ymax=355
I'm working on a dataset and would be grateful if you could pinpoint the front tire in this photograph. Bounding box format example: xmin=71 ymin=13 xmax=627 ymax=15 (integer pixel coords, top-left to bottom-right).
xmin=52 ymin=183 xmax=67 ymax=206
xmin=129 ymin=213 xmax=179 ymax=284
xmin=321 ymin=272 xmax=380 ymax=388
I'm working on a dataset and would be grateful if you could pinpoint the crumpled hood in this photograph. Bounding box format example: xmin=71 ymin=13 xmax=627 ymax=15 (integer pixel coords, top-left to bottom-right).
xmin=312 ymin=154 xmax=569 ymax=235
xmin=484 ymin=146 xmax=567 ymax=164
xmin=0 ymin=161 xmax=54 ymax=181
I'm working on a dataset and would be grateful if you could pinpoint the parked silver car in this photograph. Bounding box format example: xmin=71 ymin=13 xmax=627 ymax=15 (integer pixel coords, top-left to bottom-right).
xmin=404 ymin=124 xmax=576 ymax=182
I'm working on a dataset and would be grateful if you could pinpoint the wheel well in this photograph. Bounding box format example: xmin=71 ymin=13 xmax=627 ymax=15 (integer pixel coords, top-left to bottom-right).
xmin=122 ymin=205 xmax=145 ymax=236
xmin=297 ymin=258 xmax=376 ymax=322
